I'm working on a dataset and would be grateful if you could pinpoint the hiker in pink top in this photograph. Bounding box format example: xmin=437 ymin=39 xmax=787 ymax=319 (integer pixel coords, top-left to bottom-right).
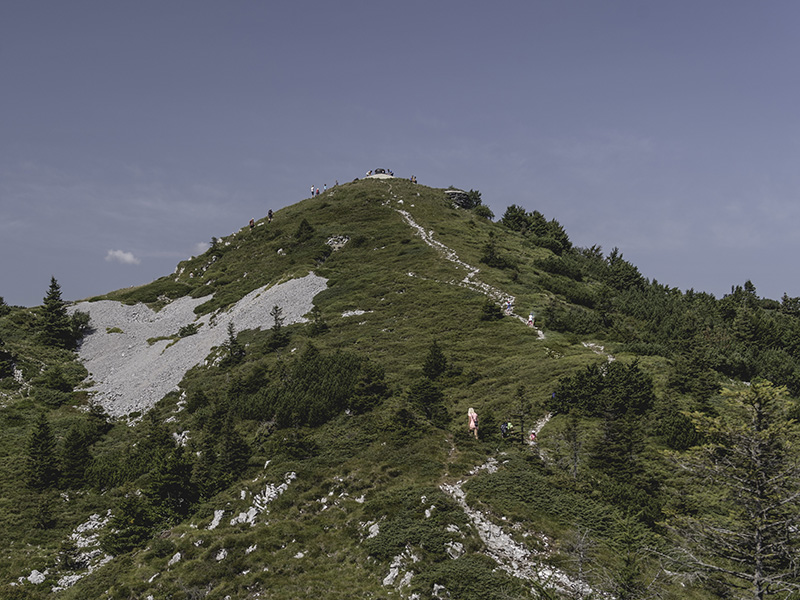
xmin=468 ymin=408 xmax=479 ymax=439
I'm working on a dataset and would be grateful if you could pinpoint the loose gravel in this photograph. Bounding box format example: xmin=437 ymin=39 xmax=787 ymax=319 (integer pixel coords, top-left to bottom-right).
xmin=70 ymin=273 xmax=328 ymax=417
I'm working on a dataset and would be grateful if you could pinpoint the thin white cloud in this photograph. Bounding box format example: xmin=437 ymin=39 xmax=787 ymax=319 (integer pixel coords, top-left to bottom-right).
xmin=193 ymin=242 xmax=210 ymax=255
xmin=105 ymin=249 xmax=141 ymax=265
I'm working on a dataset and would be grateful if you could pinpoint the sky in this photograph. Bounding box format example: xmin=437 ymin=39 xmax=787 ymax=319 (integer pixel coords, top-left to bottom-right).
xmin=3 ymin=1 xmax=800 ymax=307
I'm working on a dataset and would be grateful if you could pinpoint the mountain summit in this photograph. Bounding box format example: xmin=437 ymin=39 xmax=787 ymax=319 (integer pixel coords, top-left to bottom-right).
xmin=3 ymin=176 xmax=800 ymax=599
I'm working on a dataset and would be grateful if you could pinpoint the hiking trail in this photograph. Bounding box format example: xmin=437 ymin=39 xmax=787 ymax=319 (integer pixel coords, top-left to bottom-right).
xmin=440 ymin=452 xmax=606 ymax=598
xmin=385 ymin=187 xmax=545 ymax=339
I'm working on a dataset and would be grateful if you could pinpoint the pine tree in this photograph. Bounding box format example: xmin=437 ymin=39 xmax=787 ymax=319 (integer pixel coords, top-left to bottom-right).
xmin=269 ymin=305 xmax=289 ymax=349
xmin=192 ymin=433 xmax=219 ymax=500
xmin=422 ymin=340 xmax=447 ymax=380
xmin=60 ymin=424 xmax=90 ymax=489
xmin=220 ymin=322 xmax=245 ymax=367
xmin=665 ymin=383 xmax=800 ymax=598
xmin=0 ymin=335 xmax=13 ymax=379
xmin=217 ymin=415 xmax=250 ymax=486
xmin=407 ymin=379 xmax=446 ymax=427
xmin=145 ymin=445 xmax=198 ymax=522
xmin=27 ymin=412 xmax=59 ymax=490
xmin=308 ymin=305 xmax=328 ymax=336
xmin=294 ymin=218 xmax=315 ymax=242
xmin=39 ymin=276 xmax=74 ymax=348
xmin=100 ymin=495 xmax=157 ymax=554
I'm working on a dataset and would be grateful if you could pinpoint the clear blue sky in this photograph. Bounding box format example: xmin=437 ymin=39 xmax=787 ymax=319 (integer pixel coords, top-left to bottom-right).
xmin=3 ymin=1 xmax=800 ymax=307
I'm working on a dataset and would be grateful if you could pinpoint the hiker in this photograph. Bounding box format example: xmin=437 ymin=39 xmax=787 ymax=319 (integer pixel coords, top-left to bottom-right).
xmin=528 ymin=313 xmax=535 ymax=327
xmin=468 ymin=408 xmax=479 ymax=439
xmin=501 ymin=421 xmax=514 ymax=439
xmin=267 ymin=209 xmax=273 ymax=223
xmin=249 ymin=218 xmax=254 ymax=229
xmin=506 ymin=300 xmax=513 ymax=314
xmin=529 ymin=431 xmax=537 ymax=443
xmin=311 ymin=186 xmax=315 ymax=198
xmin=323 ymin=183 xmax=327 ymax=192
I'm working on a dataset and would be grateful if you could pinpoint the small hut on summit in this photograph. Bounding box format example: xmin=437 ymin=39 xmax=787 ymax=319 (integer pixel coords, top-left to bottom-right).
xmin=365 ymin=168 xmax=395 ymax=179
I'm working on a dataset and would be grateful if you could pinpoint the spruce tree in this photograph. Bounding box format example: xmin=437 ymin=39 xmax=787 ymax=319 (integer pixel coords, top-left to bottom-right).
xmin=39 ymin=276 xmax=74 ymax=348
xmin=665 ymin=383 xmax=800 ymax=598
xmin=101 ymin=495 xmax=157 ymax=554
xmin=60 ymin=424 xmax=90 ymax=489
xmin=407 ymin=379 xmax=446 ymax=427
xmin=218 ymin=415 xmax=249 ymax=486
xmin=308 ymin=305 xmax=328 ymax=336
xmin=0 ymin=335 xmax=13 ymax=379
xmin=192 ymin=433 xmax=219 ymax=500
xmin=269 ymin=305 xmax=289 ymax=349
xmin=422 ymin=340 xmax=447 ymax=380
xmin=145 ymin=445 xmax=198 ymax=522
xmin=220 ymin=322 xmax=245 ymax=367
xmin=27 ymin=412 xmax=59 ymax=490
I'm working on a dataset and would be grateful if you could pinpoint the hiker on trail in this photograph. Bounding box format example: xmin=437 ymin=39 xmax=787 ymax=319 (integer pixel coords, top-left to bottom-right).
xmin=323 ymin=183 xmax=327 ymax=192
xmin=311 ymin=186 xmax=315 ymax=198
xmin=268 ymin=209 xmax=273 ymax=222
xmin=505 ymin=300 xmax=513 ymax=314
xmin=501 ymin=421 xmax=514 ymax=439
xmin=249 ymin=218 xmax=254 ymax=229
xmin=468 ymin=408 xmax=479 ymax=439
xmin=528 ymin=312 xmax=535 ymax=327
xmin=529 ymin=430 xmax=537 ymax=443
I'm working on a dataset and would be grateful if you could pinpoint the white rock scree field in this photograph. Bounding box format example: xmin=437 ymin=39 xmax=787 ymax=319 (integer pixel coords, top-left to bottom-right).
xmin=70 ymin=273 xmax=328 ymax=417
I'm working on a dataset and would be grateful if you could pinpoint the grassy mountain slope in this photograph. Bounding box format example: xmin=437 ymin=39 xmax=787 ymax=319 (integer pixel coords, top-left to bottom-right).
xmin=3 ymin=177 xmax=800 ymax=599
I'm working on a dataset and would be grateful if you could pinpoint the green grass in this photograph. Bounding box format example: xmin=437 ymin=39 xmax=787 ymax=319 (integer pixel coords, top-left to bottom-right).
xmin=0 ymin=178 xmax=742 ymax=599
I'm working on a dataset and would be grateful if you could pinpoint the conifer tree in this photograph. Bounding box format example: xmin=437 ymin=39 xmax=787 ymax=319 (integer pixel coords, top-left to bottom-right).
xmin=269 ymin=305 xmax=289 ymax=349
xmin=407 ymin=379 xmax=446 ymax=427
xmin=192 ymin=433 xmax=219 ymax=500
xmin=218 ymin=415 xmax=250 ymax=485
xmin=33 ymin=492 xmax=56 ymax=530
xmin=422 ymin=340 xmax=447 ymax=380
xmin=0 ymin=335 xmax=13 ymax=379
xmin=39 ymin=276 xmax=74 ymax=348
xmin=101 ymin=495 xmax=157 ymax=554
xmin=220 ymin=322 xmax=245 ymax=367
xmin=308 ymin=305 xmax=328 ymax=336
xmin=27 ymin=412 xmax=59 ymax=490
xmin=145 ymin=445 xmax=198 ymax=522
xmin=294 ymin=218 xmax=315 ymax=242
xmin=665 ymin=383 xmax=800 ymax=598
xmin=60 ymin=424 xmax=90 ymax=489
